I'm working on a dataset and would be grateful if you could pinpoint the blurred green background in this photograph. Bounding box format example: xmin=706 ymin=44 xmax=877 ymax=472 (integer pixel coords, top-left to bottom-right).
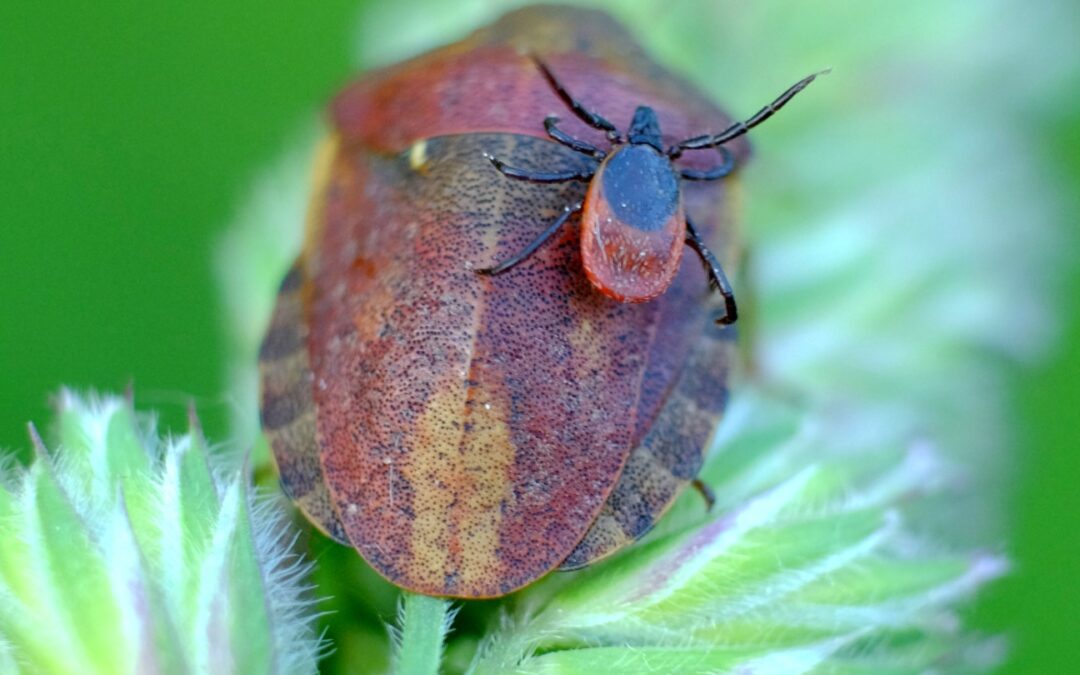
xmin=1 ymin=1 xmax=1076 ymax=672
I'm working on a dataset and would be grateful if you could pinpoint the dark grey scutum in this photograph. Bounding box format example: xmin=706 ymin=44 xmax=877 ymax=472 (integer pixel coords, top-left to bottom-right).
xmin=601 ymin=145 xmax=679 ymax=232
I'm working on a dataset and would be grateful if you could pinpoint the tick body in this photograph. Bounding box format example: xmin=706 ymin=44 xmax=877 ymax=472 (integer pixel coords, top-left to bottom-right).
xmin=482 ymin=59 xmax=823 ymax=324
xmin=583 ymin=141 xmax=686 ymax=302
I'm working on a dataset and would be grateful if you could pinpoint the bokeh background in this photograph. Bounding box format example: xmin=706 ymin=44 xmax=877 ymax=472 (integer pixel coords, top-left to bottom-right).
xmin=2 ymin=1 xmax=1076 ymax=672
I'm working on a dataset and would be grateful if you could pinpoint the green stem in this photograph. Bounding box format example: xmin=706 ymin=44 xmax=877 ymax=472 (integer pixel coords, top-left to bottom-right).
xmin=394 ymin=592 xmax=452 ymax=675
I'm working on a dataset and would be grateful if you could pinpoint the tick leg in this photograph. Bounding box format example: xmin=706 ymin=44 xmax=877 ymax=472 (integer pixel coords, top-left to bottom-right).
xmin=533 ymin=57 xmax=621 ymax=140
xmin=692 ymin=478 xmax=716 ymax=511
xmin=476 ymin=203 xmax=583 ymax=276
xmin=673 ymin=70 xmax=829 ymax=153
xmin=685 ymin=216 xmax=738 ymax=325
xmin=679 ymin=147 xmax=734 ymax=181
xmin=485 ymin=153 xmax=596 ymax=183
xmin=545 ymin=116 xmax=606 ymax=158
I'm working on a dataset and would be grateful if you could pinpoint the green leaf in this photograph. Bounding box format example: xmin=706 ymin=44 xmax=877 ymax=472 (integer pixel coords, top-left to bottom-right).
xmin=31 ymin=461 xmax=127 ymax=673
xmin=0 ymin=393 xmax=322 ymax=674
xmin=227 ymin=478 xmax=276 ymax=673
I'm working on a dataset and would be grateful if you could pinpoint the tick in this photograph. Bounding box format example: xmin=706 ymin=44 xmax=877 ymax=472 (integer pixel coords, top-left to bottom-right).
xmin=479 ymin=58 xmax=824 ymax=325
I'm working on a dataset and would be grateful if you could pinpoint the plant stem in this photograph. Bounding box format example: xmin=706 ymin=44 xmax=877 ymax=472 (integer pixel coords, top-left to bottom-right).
xmin=394 ymin=592 xmax=452 ymax=675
